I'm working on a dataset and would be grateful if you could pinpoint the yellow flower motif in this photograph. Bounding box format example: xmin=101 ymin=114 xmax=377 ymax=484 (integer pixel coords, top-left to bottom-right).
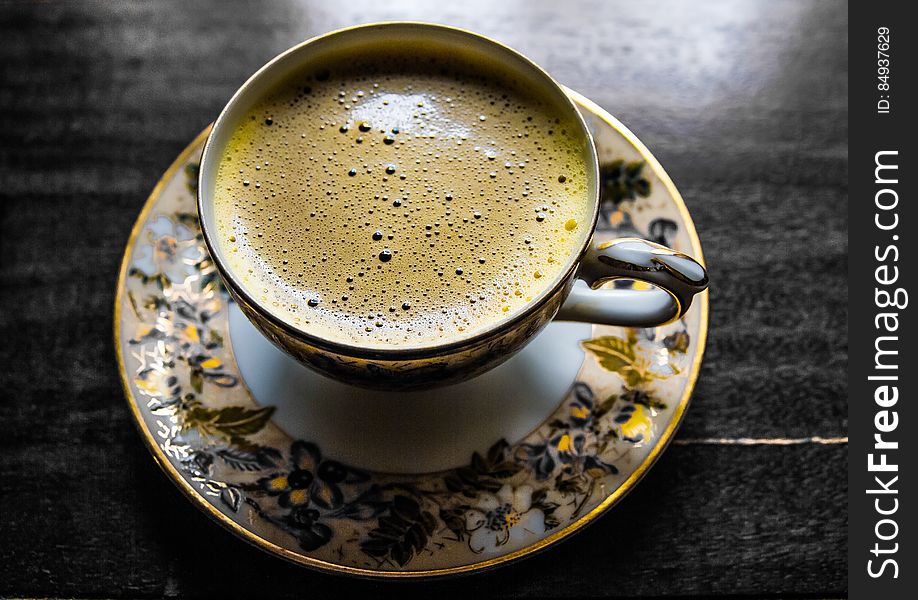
xmin=287 ymin=489 xmax=309 ymax=506
xmin=200 ymin=357 xmax=222 ymax=369
xmin=135 ymin=377 xmax=164 ymax=397
xmin=569 ymin=405 xmax=590 ymax=421
xmin=133 ymin=361 xmax=173 ymax=399
xmin=267 ymin=475 xmax=288 ymax=492
xmin=555 ymin=434 xmax=572 ymax=452
xmin=184 ymin=325 xmax=199 ymax=343
xmin=619 ymin=404 xmax=652 ymax=443
xmin=135 ymin=323 xmax=155 ymax=339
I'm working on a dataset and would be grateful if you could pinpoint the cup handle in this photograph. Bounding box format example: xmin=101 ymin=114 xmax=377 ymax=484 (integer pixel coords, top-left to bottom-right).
xmin=555 ymin=237 xmax=708 ymax=327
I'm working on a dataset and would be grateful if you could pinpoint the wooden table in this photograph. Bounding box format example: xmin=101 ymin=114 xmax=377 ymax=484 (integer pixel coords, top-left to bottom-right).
xmin=0 ymin=1 xmax=847 ymax=597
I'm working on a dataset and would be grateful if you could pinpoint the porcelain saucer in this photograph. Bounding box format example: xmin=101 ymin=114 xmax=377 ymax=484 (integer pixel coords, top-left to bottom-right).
xmin=114 ymin=89 xmax=708 ymax=577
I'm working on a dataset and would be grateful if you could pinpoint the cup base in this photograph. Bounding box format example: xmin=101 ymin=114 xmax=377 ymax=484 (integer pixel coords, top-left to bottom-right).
xmin=228 ymin=303 xmax=590 ymax=473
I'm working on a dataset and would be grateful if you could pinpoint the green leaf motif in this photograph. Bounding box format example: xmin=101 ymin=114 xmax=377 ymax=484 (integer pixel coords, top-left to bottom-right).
xmin=184 ymin=163 xmax=200 ymax=195
xmin=439 ymin=507 xmax=467 ymax=541
xmin=595 ymin=395 xmax=619 ymax=420
xmin=184 ymin=405 xmax=275 ymax=440
xmin=360 ymin=495 xmax=436 ymax=567
xmin=663 ymin=330 xmax=690 ymax=354
xmin=175 ymin=211 xmax=200 ymax=229
xmin=208 ymin=330 xmax=224 ymax=347
xmin=190 ymin=369 xmax=204 ymax=394
xmin=600 ymin=159 xmax=652 ymax=205
xmin=580 ymin=336 xmax=647 ymax=387
xmin=581 ymin=336 xmax=634 ymax=372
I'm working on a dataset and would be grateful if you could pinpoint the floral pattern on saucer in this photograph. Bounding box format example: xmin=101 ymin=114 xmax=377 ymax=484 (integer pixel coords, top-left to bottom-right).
xmin=116 ymin=92 xmax=706 ymax=576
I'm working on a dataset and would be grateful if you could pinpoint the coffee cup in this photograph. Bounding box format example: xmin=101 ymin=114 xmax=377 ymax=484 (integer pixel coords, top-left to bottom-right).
xmin=197 ymin=22 xmax=708 ymax=390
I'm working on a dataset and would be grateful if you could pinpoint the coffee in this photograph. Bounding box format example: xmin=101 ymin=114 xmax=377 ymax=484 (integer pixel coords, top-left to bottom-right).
xmin=213 ymin=46 xmax=593 ymax=348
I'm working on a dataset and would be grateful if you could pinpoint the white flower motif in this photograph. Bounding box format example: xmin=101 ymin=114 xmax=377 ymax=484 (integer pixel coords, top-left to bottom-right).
xmin=133 ymin=353 xmax=174 ymax=399
xmin=132 ymin=215 xmax=206 ymax=286
xmin=165 ymin=278 xmax=223 ymax=321
xmin=464 ymin=484 xmax=545 ymax=554
xmin=634 ymin=337 xmax=677 ymax=377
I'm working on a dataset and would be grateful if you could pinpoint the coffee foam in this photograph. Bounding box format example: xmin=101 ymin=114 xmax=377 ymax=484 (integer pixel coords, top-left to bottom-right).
xmin=213 ymin=49 xmax=592 ymax=348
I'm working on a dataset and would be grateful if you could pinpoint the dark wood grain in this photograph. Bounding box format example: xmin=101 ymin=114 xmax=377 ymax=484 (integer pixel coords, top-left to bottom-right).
xmin=0 ymin=0 xmax=847 ymax=597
